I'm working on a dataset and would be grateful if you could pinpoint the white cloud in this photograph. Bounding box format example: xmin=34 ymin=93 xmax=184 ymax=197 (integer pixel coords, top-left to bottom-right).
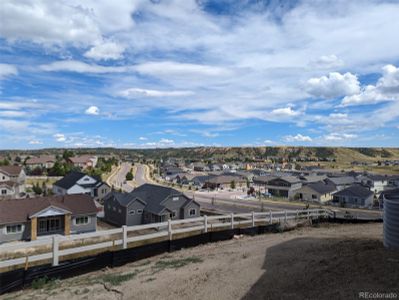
xmin=0 ymin=111 xmax=27 ymax=118
xmin=40 ymin=60 xmax=129 ymax=73
xmin=284 ymin=134 xmax=312 ymax=142
xmin=263 ymin=139 xmax=275 ymax=144
xmin=307 ymin=72 xmax=360 ymax=99
xmin=29 ymin=140 xmax=42 ymax=145
xmin=341 ymin=64 xmax=399 ymax=106
xmin=84 ymin=41 xmax=125 ymax=61
xmin=138 ymin=136 xmax=147 ymax=141
xmin=134 ymin=61 xmax=231 ymax=77
xmin=159 ymin=138 xmax=174 ymax=144
xmin=0 ymin=1 xmax=102 ymax=46
xmin=324 ymin=133 xmax=357 ymax=141
xmin=119 ymin=88 xmax=194 ymax=98
xmin=0 ymin=64 xmax=18 ymax=79
xmin=85 ymin=106 xmax=100 ymax=115
xmin=54 ymin=133 xmax=66 ymax=142
xmin=309 ymin=54 xmax=344 ymax=69
xmin=270 ymin=107 xmax=301 ymax=117
xmin=202 ymin=132 xmax=219 ymax=138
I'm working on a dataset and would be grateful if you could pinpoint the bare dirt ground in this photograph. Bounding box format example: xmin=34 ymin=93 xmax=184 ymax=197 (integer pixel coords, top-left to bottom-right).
xmin=2 ymin=223 xmax=399 ymax=300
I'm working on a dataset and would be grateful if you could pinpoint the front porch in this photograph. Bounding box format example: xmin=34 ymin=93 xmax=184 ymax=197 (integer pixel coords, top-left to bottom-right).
xmin=29 ymin=206 xmax=72 ymax=241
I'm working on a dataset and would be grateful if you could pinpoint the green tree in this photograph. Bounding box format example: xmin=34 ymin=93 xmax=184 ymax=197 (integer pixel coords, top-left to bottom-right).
xmin=0 ymin=159 xmax=10 ymax=166
xmin=125 ymin=171 xmax=133 ymax=181
xmin=230 ymin=180 xmax=236 ymax=189
xmin=62 ymin=150 xmax=74 ymax=160
xmin=32 ymin=183 xmax=43 ymax=195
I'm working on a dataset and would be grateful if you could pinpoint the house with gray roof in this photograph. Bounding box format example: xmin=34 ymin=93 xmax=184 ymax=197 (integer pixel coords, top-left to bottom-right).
xmin=357 ymin=174 xmax=390 ymax=195
xmin=0 ymin=194 xmax=97 ymax=243
xmin=254 ymin=176 xmax=302 ymax=199
xmin=332 ymin=185 xmax=374 ymax=208
xmin=295 ymin=181 xmax=337 ymax=203
xmin=325 ymin=176 xmax=356 ymax=191
xmin=53 ymin=171 xmax=110 ymax=203
xmin=103 ymin=184 xmax=200 ymax=226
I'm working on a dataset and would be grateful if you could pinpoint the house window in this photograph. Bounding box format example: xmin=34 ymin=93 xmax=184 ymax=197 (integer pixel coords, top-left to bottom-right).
xmin=1 ymin=189 xmax=7 ymax=195
xmin=312 ymin=194 xmax=317 ymax=199
xmin=6 ymin=224 xmax=23 ymax=234
xmin=113 ymin=206 xmax=116 ymax=211
xmin=137 ymin=209 xmax=143 ymax=214
xmin=172 ymin=196 xmax=179 ymax=201
xmin=107 ymin=204 xmax=111 ymax=209
xmin=2 ymin=176 xmax=5 ymax=180
xmin=189 ymin=208 xmax=196 ymax=216
xmin=171 ymin=210 xmax=177 ymax=218
xmin=75 ymin=216 xmax=89 ymax=225
xmin=118 ymin=208 xmax=122 ymax=213
xmin=129 ymin=210 xmax=135 ymax=215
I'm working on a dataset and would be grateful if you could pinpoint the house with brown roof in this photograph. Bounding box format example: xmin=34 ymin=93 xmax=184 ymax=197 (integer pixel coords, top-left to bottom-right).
xmin=25 ymin=155 xmax=57 ymax=169
xmin=203 ymin=174 xmax=247 ymax=190
xmin=0 ymin=165 xmax=26 ymax=199
xmin=0 ymin=194 xmax=97 ymax=243
xmin=67 ymin=155 xmax=98 ymax=169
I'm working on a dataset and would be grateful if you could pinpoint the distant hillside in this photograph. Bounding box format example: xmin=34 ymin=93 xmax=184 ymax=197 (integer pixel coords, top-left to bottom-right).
xmin=2 ymin=147 xmax=399 ymax=165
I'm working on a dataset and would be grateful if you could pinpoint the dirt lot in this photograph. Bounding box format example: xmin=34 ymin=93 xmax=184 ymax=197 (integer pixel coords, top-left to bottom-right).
xmin=2 ymin=222 xmax=399 ymax=300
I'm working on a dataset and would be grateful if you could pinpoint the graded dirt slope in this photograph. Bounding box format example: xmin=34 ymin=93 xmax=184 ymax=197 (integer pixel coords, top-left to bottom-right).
xmin=3 ymin=223 xmax=399 ymax=300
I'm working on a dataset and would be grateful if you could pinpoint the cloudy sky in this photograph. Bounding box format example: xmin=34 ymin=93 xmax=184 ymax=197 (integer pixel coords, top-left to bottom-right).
xmin=1 ymin=0 xmax=399 ymax=149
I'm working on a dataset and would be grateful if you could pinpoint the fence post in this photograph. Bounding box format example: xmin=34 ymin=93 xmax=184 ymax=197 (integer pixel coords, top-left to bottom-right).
xmin=307 ymin=210 xmax=310 ymax=220
xmin=269 ymin=210 xmax=272 ymax=224
xmin=52 ymin=236 xmax=59 ymax=266
xmin=252 ymin=211 xmax=255 ymax=227
xmin=168 ymin=218 xmax=172 ymax=240
xmin=296 ymin=209 xmax=299 ymax=219
xmin=122 ymin=225 xmax=127 ymax=249
xmin=231 ymin=213 xmax=234 ymax=229
xmin=284 ymin=210 xmax=287 ymax=222
xmin=204 ymin=215 xmax=208 ymax=233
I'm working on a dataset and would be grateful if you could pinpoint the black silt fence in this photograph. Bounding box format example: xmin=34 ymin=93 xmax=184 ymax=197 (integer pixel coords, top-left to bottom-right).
xmin=0 ymin=224 xmax=277 ymax=295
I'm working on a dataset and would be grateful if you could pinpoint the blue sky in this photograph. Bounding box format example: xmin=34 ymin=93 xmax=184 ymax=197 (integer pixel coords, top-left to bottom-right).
xmin=1 ymin=0 xmax=399 ymax=149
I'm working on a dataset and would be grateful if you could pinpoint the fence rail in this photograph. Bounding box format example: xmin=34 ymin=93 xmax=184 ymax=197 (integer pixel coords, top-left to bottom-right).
xmin=0 ymin=208 xmax=329 ymax=270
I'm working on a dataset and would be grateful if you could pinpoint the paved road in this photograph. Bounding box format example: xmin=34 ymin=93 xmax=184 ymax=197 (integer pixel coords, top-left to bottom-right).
xmin=187 ymin=191 xmax=383 ymax=219
xmin=134 ymin=164 xmax=148 ymax=186
xmin=133 ymin=163 xmax=383 ymax=219
xmin=108 ymin=162 xmax=134 ymax=192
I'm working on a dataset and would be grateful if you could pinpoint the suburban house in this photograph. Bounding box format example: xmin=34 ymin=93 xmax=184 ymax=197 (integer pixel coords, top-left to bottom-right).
xmin=53 ymin=171 xmax=111 ymax=203
xmin=25 ymin=155 xmax=56 ymax=169
xmin=0 ymin=165 xmax=26 ymax=199
xmin=203 ymin=175 xmax=247 ymax=190
xmin=68 ymin=155 xmax=98 ymax=169
xmin=254 ymin=176 xmax=302 ymax=198
xmin=357 ymin=174 xmax=389 ymax=195
xmin=325 ymin=176 xmax=356 ymax=191
xmin=104 ymin=184 xmax=201 ymax=227
xmin=332 ymin=185 xmax=374 ymax=208
xmin=295 ymin=181 xmax=337 ymax=203
xmin=191 ymin=175 xmax=211 ymax=188
xmin=174 ymin=173 xmax=197 ymax=185
xmin=0 ymin=194 xmax=97 ymax=243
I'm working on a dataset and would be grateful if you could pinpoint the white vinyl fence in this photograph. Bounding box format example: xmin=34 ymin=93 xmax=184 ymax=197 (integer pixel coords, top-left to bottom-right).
xmin=0 ymin=209 xmax=329 ymax=270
